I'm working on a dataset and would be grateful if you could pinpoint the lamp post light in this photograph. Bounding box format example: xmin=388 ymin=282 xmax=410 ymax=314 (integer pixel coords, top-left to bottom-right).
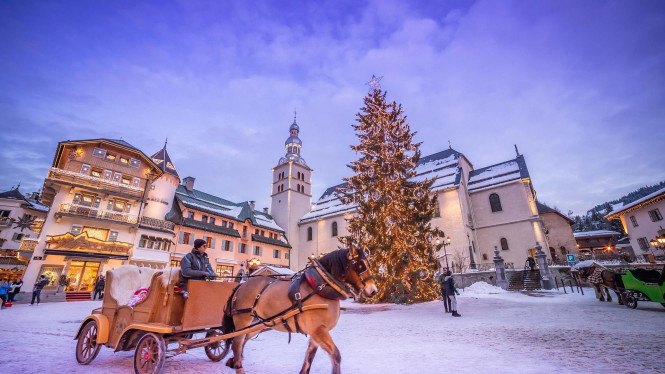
xmin=436 ymin=236 xmax=452 ymax=270
xmin=248 ymin=258 xmax=261 ymax=274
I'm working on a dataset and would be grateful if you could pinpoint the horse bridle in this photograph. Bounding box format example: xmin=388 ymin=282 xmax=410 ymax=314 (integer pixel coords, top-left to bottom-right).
xmin=349 ymin=250 xmax=374 ymax=287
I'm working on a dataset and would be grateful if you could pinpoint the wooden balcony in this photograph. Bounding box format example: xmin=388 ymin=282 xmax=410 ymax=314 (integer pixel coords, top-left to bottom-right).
xmin=30 ymin=218 xmax=45 ymax=234
xmin=139 ymin=216 xmax=175 ymax=231
xmin=19 ymin=238 xmax=39 ymax=252
xmin=57 ymin=203 xmax=138 ymax=225
xmin=46 ymin=167 xmax=144 ymax=199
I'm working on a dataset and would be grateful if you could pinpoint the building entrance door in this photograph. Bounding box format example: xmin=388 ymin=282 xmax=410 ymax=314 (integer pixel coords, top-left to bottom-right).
xmin=65 ymin=261 xmax=100 ymax=292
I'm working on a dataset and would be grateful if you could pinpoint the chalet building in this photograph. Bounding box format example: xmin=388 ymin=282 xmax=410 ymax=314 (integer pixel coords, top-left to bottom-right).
xmin=0 ymin=187 xmax=49 ymax=279
xmin=270 ymin=120 xmax=561 ymax=272
xmin=536 ymin=202 xmax=578 ymax=262
xmin=605 ymin=186 xmax=665 ymax=260
xmin=573 ymin=230 xmax=621 ymax=259
xmin=168 ymin=177 xmax=291 ymax=278
xmin=22 ymin=139 xmax=175 ymax=295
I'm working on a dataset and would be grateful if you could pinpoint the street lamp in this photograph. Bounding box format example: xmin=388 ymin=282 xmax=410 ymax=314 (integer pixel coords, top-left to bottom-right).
xmin=248 ymin=258 xmax=261 ymax=274
xmin=436 ymin=235 xmax=452 ymax=270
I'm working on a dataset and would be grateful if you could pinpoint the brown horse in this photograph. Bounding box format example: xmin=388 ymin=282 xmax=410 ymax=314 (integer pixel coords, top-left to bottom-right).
xmin=223 ymin=247 xmax=377 ymax=374
xmin=578 ymin=265 xmax=623 ymax=305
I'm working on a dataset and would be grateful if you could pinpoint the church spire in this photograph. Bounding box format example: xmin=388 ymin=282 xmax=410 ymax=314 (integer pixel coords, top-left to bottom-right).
xmin=277 ymin=114 xmax=308 ymax=168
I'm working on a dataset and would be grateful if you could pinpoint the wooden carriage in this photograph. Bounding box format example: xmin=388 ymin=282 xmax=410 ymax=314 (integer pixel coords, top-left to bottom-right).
xmin=74 ymin=270 xmax=237 ymax=373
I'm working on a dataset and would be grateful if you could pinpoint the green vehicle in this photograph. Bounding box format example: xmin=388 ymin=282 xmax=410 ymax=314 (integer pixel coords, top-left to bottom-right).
xmin=616 ymin=265 xmax=665 ymax=309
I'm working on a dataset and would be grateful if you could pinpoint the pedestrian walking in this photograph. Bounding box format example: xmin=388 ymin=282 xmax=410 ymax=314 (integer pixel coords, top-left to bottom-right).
xmin=444 ymin=270 xmax=461 ymax=317
xmin=0 ymin=279 xmax=11 ymax=309
xmin=93 ymin=275 xmax=105 ymax=300
xmin=8 ymin=278 xmax=23 ymax=302
xmin=527 ymin=256 xmax=536 ymax=272
xmin=438 ymin=271 xmax=451 ymax=313
xmin=31 ymin=275 xmax=49 ymax=305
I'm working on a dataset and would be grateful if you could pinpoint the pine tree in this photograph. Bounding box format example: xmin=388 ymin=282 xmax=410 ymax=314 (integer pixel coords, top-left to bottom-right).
xmin=340 ymin=87 xmax=440 ymax=304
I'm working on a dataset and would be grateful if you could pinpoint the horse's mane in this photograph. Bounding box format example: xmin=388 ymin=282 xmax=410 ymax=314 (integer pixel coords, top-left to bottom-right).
xmin=318 ymin=249 xmax=349 ymax=279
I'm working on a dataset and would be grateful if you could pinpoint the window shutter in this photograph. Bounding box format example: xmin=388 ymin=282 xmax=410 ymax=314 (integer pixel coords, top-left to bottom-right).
xmin=260 ymin=247 xmax=263 ymax=256
xmin=179 ymin=232 xmax=184 ymax=244
xmin=229 ymin=242 xmax=234 ymax=252
xmin=190 ymin=233 xmax=195 ymax=245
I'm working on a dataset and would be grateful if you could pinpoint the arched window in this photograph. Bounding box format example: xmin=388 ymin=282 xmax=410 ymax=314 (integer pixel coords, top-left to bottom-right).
xmin=560 ymin=246 xmax=567 ymax=255
xmin=500 ymin=237 xmax=509 ymax=251
xmin=489 ymin=193 xmax=502 ymax=212
xmin=307 ymin=227 xmax=313 ymax=241
xmin=331 ymin=221 xmax=338 ymax=237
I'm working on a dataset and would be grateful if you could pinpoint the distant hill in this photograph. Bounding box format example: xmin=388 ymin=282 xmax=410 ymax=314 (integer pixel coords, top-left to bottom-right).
xmin=586 ymin=180 xmax=665 ymax=216
xmin=572 ymin=180 xmax=665 ymax=234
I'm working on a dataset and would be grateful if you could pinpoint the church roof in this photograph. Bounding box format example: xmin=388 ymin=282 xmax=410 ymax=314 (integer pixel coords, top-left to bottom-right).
xmin=467 ymin=154 xmax=530 ymax=193
xmin=171 ymin=185 xmax=286 ymax=234
xmin=301 ymin=149 xmax=465 ymax=223
xmin=150 ymin=146 xmax=179 ymax=178
xmin=300 ymin=148 xmax=534 ymax=223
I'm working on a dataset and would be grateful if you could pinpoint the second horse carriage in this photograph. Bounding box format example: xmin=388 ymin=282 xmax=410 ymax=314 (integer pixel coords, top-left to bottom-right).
xmin=615 ymin=265 xmax=665 ymax=309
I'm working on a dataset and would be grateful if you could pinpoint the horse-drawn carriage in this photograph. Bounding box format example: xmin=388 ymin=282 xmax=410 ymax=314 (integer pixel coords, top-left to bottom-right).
xmin=615 ymin=266 xmax=665 ymax=309
xmin=74 ymin=247 xmax=376 ymax=374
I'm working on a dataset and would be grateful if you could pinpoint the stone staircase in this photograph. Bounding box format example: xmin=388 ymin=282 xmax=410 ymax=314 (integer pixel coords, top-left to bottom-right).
xmin=508 ymin=270 xmax=542 ymax=291
xmin=65 ymin=291 xmax=92 ymax=302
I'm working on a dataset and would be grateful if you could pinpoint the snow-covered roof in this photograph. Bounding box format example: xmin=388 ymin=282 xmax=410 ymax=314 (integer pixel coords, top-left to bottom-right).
xmin=301 ymin=149 xmax=463 ymax=223
xmin=173 ymin=185 xmax=285 ymax=233
xmin=572 ymin=260 xmax=605 ymax=269
xmin=605 ymin=186 xmax=665 ymax=219
xmin=467 ymin=155 xmax=530 ymax=193
xmin=254 ymin=265 xmax=295 ymax=276
xmin=573 ymin=230 xmax=621 ymax=238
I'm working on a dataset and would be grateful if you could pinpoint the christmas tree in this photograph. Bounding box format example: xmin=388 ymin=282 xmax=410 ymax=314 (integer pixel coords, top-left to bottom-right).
xmin=340 ymin=81 xmax=440 ymax=304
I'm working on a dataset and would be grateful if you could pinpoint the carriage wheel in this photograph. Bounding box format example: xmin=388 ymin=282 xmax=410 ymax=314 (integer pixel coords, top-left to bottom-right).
xmin=76 ymin=320 xmax=102 ymax=364
xmin=134 ymin=332 xmax=166 ymax=374
xmin=204 ymin=329 xmax=231 ymax=362
xmin=623 ymin=294 xmax=638 ymax=309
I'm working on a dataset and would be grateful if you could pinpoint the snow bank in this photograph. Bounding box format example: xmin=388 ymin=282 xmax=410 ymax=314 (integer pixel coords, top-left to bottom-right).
xmin=461 ymin=281 xmax=507 ymax=295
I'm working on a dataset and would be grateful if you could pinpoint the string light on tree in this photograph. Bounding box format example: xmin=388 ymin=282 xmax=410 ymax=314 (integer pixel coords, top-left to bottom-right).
xmin=340 ymin=76 xmax=440 ymax=304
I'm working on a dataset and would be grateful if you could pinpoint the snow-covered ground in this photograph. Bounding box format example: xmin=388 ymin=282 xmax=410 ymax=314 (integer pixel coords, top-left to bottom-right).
xmin=2 ymin=285 xmax=664 ymax=374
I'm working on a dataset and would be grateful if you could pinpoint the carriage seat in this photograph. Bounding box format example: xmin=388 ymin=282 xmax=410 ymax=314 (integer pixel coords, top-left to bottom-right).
xmin=629 ymin=268 xmax=662 ymax=284
xmin=106 ymin=265 xmax=180 ymax=305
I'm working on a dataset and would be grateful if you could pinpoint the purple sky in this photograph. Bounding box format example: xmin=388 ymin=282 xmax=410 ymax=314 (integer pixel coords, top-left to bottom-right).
xmin=1 ymin=0 xmax=664 ymax=215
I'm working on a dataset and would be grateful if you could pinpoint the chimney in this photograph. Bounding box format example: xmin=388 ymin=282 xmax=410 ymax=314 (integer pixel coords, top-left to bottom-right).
xmin=249 ymin=201 xmax=255 ymax=211
xmin=263 ymin=207 xmax=269 ymax=214
xmin=183 ymin=176 xmax=195 ymax=192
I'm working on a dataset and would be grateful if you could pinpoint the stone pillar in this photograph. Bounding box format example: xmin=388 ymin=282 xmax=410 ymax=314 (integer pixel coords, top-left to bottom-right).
xmin=534 ymin=242 xmax=554 ymax=290
xmin=493 ymin=246 xmax=509 ymax=290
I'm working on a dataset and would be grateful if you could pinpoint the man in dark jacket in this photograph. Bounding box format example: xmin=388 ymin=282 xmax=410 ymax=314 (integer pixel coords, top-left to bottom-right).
xmin=8 ymin=278 xmax=23 ymax=302
xmin=444 ymin=270 xmax=461 ymax=317
xmin=527 ymin=256 xmax=536 ymax=272
xmin=438 ymin=272 xmax=451 ymax=313
xmin=31 ymin=275 xmax=49 ymax=305
xmin=93 ymin=276 xmax=105 ymax=300
xmin=179 ymin=239 xmax=216 ymax=298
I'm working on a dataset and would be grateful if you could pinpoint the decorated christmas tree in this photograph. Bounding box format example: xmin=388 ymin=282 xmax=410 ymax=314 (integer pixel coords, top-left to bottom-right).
xmin=340 ymin=79 xmax=440 ymax=304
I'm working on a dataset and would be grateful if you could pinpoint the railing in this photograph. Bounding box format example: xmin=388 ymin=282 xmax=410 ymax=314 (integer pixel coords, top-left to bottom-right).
xmin=19 ymin=238 xmax=38 ymax=251
xmin=139 ymin=216 xmax=175 ymax=231
xmin=58 ymin=203 xmax=138 ymax=224
xmin=47 ymin=167 xmax=144 ymax=197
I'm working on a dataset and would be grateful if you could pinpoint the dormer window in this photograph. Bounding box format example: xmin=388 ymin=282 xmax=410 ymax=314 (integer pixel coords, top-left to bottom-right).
xmin=119 ymin=156 xmax=130 ymax=166
xmin=105 ymin=153 xmax=117 ymax=162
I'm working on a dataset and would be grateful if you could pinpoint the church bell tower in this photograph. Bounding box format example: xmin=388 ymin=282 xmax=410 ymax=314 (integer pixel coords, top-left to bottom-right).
xmin=270 ymin=114 xmax=312 ymax=270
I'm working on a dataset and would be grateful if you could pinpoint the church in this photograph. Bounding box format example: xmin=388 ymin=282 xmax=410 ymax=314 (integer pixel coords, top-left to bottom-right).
xmin=269 ymin=119 xmax=560 ymax=272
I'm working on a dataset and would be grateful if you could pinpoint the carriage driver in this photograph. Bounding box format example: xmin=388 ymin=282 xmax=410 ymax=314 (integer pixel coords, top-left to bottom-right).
xmin=178 ymin=239 xmax=216 ymax=298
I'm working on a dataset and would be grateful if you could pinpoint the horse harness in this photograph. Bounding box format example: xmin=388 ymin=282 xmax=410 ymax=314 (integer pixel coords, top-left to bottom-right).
xmin=227 ymin=259 xmax=350 ymax=343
